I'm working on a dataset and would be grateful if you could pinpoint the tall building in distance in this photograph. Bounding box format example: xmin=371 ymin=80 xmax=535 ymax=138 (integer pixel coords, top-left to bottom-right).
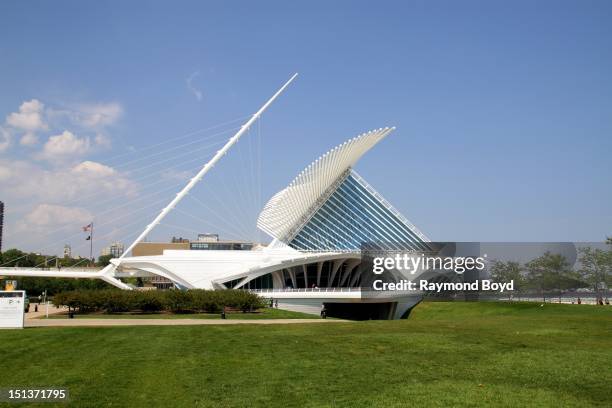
xmin=63 ymin=244 xmax=72 ymax=259
xmin=0 ymin=201 xmax=4 ymax=253
xmin=101 ymin=242 xmax=125 ymax=258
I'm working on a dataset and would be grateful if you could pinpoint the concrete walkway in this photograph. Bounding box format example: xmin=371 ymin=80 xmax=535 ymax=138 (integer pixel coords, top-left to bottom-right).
xmin=24 ymin=303 xmax=344 ymax=327
xmin=25 ymin=303 xmax=65 ymax=320
xmin=26 ymin=318 xmax=341 ymax=327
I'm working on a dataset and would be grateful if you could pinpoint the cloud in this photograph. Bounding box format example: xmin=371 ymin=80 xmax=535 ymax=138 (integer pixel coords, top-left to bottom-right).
xmin=75 ymin=102 xmax=123 ymax=128
xmin=0 ymin=127 xmax=10 ymax=152
xmin=0 ymin=157 xmax=138 ymax=253
xmin=0 ymin=98 xmax=128 ymax=252
xmin=186 ymin=71 xmax=203 ymax=101
xmin=46 ymin=101 xmax=123 ymax=132
xmin=39 ymin=130 xmax=91 ymax=160
xmin=5 ymin=99 xmax=48 ymax=132
xmin=0 ymin=158 xmax=137 ymax=203
xmin=1 ymin=99 xmax=123 ymax=154
xmin=94 ymin=133 xmax=112 ymax=149
xmin=23 ymin=204 xmax=93 ymax=228
xmin=19 ymin=132 xmax=39 ymax=146
xmin=4 ymin=99 xmax=48 ymax=147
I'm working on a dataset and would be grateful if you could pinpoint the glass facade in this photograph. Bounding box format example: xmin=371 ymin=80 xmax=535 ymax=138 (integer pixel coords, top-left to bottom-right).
xmin=289 ymin=173 xmax=430 ymax=251
xmin=190 ymin=242 xmax=253 ymax=250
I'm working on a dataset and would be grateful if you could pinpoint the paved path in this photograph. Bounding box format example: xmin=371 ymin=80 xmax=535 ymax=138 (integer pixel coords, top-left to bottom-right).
xmin=25 ymin=303 xmax=65 ymax=320
xmin=24 ymin=303 xmax=344 ymax=327
xmin=26 ymin=318 xmax=341 ymax=327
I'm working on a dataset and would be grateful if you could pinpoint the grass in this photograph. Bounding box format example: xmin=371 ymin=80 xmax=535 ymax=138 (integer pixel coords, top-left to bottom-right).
xmin=1 ymin=301 xmax=611 ymax=407
xmin=41 ymin=307 xmax=318 ymax=320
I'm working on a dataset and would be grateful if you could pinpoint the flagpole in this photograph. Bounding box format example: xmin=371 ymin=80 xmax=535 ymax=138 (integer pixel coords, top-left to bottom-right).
xmin=90 ymin=222 xmax=94 ymax=266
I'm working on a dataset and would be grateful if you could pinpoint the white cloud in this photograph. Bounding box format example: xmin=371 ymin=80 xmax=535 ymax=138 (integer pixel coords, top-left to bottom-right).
xmin=5 ymin=99 xmax=48 ymax=132
xmin=20 ymin=132 xmax=39 ymax=146
xmin=0 ymin=158 xmax=136 ymax=203
xmin=24 ymin=204 xmax=92 ymax=228
xmin=2 ymin=99 xmax=124 ymax=154
xmin=186 ymin=71 xmax=203 ymax=101
xmin=94 ymin=133 xmax=112 ymax=149
xmin=0 ymin=97 xmax=128 ymax=252
xmin=0 ymin=157 xmax=138 ymax=252
xmin=0 ymin=127 xmax=10 ymax=152
xmin=39 ymin=130 xmax=91 ymax=160
xmin=75 ymin=102 xmax=123 ymax=128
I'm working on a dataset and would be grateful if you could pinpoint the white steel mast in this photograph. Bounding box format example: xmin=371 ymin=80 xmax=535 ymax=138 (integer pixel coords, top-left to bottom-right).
xmin=120 ymin=73 xmax=298 ymax=259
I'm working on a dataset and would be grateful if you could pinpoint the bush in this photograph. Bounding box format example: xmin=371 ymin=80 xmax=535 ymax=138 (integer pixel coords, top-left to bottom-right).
xmin=52 ymin=289 xmax=266 ymax=314
xmin=132 ymin=291 xmax=164 ymax=313
xmin=164 ymin=290 xmax=193 ymax=313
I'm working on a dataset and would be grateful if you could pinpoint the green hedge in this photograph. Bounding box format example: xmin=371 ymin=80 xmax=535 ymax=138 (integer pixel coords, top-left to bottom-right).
xmin=52 ymin=289 xmax=267 ymax=314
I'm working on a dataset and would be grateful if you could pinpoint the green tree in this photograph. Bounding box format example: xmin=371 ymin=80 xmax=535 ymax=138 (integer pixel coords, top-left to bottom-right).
xmin=579 ymin=246 xmax=612 ymax=299
xmin=97 ymin=254 xmax=114 ymax=267
xmin=525 ymin=252 xmax=579 ymax=301
xmin=489 ymin=261 xmax=524 ymax=299
xmin=0 ymin=249 xmax=28 ymax=266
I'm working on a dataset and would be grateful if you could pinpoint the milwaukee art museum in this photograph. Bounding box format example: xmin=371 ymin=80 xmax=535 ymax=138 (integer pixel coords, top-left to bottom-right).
xmin=111 ymin=128 xmax=432 ymax=319
xmin=3 ymin=76 xmax=433 ymax=319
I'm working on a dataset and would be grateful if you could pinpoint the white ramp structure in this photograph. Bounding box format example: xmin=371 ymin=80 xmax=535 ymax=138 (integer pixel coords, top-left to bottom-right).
xmin=2 ymin=74 xmax=432 ymax=319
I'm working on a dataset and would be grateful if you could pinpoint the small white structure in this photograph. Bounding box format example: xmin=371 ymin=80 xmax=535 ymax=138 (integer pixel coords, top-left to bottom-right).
xmin=0 ymin=291 xmax=25 ymax=329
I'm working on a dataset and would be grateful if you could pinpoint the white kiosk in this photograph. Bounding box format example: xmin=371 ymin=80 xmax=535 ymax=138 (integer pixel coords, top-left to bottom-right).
xmin=0 ymin=290 xmax=25 ymax=329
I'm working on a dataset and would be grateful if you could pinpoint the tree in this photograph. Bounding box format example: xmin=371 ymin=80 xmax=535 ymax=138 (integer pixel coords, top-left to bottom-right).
xmin=525 ymin=252 xmax=580 ymax=301
xmin=489 ymin=261 xmax=524 ymax=299
xmin=579 ymin=247 xmax=612 ymax=299
xmin=0 ymin=249 xmax=28 ymax=267
xmin=97 ymin=254 xmax=114 ymax=267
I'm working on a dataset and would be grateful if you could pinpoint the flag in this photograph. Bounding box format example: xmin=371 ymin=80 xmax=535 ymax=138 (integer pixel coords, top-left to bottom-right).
xmin=82 ymin=223 xmax=92 ymax=232
xmin=86 ymin=235 xmax=91 ymax=241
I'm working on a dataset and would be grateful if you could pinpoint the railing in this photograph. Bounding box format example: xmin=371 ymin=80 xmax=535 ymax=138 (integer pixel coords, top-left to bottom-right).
xmin=289 ymin=249 xmax=361 ymax=254
xmin=246 ymin=287 xmax=363 ymax=293
xmin=0 ymin=267 xmax=102 ymax=273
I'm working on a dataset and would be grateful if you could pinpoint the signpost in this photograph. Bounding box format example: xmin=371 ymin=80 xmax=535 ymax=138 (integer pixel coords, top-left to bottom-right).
xmin=0 ymin=290 xmax=25 ymax=329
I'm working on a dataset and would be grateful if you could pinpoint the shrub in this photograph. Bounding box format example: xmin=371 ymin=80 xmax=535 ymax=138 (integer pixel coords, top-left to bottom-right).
xmin=51 ymin=289 xmax=267 ymax=314
xmin=132 ymin=291 xmax=164 ymax=313
xmin=164 ymin=290 xmax=193 ymax=313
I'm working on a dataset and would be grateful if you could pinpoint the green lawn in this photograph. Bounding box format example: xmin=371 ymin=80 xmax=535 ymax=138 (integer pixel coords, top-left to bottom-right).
xmin=1 ymin=302 xmax=611 ymax=407
xmin=42 ymin=307 xmax=318 ymax=320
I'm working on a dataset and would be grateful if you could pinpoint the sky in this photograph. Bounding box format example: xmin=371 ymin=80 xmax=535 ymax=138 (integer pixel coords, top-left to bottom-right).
xmin=0 ymin=0 xmax=611 ymax=258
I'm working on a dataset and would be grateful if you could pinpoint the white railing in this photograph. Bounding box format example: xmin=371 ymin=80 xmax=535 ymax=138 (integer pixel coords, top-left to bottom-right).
xmin=0 ymin=267 xmax=102 ymax=273
xmin=246 ymin=287 xmax=363 ymax=293
xmin=293 ymin=249 xmax=361 ymax=254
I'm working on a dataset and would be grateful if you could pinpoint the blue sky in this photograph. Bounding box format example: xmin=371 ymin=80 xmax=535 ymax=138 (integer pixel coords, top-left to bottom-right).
xmin=1 ymin=1 xmax=611 ymax=257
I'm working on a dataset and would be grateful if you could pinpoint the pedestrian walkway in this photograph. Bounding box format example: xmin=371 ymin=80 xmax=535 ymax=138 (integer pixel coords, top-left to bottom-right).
xmin=25 ymin=303 xmax=65 ymax=319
